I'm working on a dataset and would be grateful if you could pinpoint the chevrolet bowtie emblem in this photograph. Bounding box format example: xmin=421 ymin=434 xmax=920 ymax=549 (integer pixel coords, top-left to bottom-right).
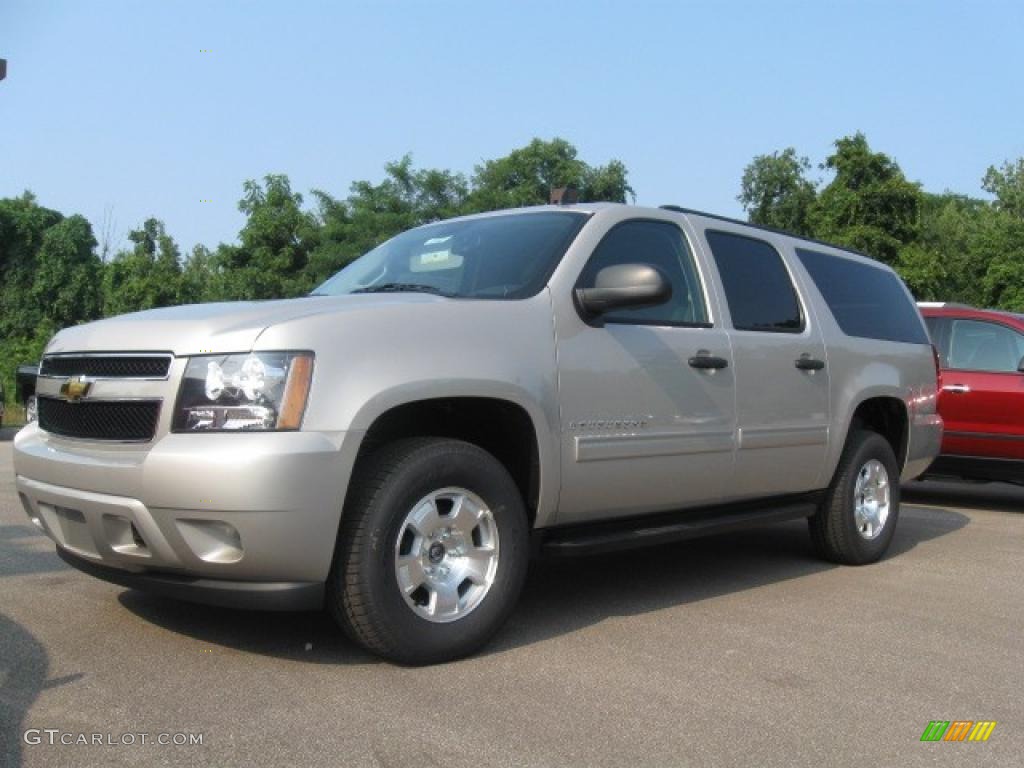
xmin=60 ymin=375 xmax=93 ymax=402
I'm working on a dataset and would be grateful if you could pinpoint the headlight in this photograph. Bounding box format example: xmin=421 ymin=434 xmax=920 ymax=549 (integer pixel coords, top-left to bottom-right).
xmin=172 ymin=352 xmax=314 ymax=432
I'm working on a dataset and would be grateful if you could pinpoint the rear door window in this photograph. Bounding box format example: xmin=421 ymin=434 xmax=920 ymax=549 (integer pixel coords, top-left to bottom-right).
xmin=705 ymin=231 xmax=803 ymax=332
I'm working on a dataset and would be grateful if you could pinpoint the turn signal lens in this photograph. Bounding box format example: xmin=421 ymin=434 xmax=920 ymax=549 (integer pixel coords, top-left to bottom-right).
xmin=277 ymin=355 xmax=314 ymax=430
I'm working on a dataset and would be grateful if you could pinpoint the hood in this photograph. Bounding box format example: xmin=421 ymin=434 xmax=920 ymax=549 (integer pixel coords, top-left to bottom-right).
xmin=45 ymin=294 xmax=443 ymax=357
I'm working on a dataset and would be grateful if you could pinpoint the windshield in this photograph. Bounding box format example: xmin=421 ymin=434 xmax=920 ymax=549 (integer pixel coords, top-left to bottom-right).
xmin=312 ymin=211 xmax=588 ymax=299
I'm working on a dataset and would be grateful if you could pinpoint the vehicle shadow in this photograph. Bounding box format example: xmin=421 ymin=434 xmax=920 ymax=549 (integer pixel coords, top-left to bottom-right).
xmin=904 ymin=479 xmax=1024 ymax=514
xmin=489 ymin=504 xmax=966 ymax=655
xmin=116 ymin=592 xmax=379 ymax=665
xmin=0 ymin=613 xmax=49 ymax=768
xmin=116 ymin=504 xmax=967 ymax=663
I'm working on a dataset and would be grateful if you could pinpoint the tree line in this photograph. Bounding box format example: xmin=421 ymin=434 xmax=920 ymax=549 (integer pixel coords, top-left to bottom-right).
xmin=2 ymin=134 xmax=1022 ymax=402
xmin=738 ymin=133 xmax=1024 ymax=310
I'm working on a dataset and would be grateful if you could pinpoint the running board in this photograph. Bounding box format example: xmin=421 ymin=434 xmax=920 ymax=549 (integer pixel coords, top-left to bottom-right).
xmin=538 ymin=497 xmax=820 ymax=557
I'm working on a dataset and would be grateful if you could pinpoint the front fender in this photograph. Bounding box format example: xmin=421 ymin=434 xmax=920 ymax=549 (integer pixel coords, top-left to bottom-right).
xmin=347 ymin=380 xmax=561 ymax=527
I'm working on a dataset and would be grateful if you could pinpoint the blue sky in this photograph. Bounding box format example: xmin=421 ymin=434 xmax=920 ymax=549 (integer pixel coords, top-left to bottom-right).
xmin=2 ymin=0 xmax=1022 ymax=254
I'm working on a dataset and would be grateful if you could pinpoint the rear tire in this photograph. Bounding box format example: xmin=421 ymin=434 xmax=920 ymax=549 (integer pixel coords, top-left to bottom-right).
xmin=809 ymin=429 xmax=900 ymax=565
xmin=328 ymin=438 xmax=529 ymax=664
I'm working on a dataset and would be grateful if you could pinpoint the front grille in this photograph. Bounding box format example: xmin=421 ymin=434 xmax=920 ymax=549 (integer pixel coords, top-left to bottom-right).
xmin=40 ymin=355 xmax=171 ymax=379
xmin=38 ymin=397 xmax=161 ymax=441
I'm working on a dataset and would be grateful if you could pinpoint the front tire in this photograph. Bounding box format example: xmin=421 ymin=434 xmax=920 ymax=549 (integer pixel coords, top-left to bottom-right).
xmin=328 ymin=438 xmax=529 ymax=664
xmin=809 ymin=430 xmax=900 ymax=565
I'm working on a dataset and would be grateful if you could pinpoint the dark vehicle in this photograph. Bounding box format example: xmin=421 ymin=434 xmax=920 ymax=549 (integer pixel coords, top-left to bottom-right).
xmin=16 ymin=363 xmax=39 ymax=423
xmin=919 ymin=303 xmax=1024 ymax=485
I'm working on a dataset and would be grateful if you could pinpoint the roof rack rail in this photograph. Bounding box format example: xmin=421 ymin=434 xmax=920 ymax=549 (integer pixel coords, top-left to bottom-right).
xmin=659 ymin=205 xmax=876 ymax=261
xmin=915 ymin=302 xmax=975 ymax=309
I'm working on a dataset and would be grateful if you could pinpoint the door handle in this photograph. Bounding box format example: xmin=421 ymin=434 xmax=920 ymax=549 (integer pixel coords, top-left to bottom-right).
xmin=795 ymin=356 xmax=825 ymax=371
xmin=942 ymin=384 xmax=971 ymax=394
xmin=688 ymin=353 xmax=729 ymax=370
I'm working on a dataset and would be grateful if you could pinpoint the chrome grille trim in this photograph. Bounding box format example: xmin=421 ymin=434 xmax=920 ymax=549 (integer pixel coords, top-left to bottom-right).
xmin=39 ymin=353 xmax=173 ymax=380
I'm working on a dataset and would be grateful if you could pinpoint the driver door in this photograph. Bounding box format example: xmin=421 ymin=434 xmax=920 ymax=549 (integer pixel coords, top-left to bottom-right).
xmin=554 ymin=219 xmax=737 ymax=524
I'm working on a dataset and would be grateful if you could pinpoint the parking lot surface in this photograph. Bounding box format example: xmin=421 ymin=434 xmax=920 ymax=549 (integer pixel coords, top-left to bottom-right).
xmin=1 ymin=428 xmax=1021 ymax=767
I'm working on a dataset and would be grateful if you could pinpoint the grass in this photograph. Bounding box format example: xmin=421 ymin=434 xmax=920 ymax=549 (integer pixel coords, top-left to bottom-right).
xmin=2 ymin=402 xmax=26 ymax=428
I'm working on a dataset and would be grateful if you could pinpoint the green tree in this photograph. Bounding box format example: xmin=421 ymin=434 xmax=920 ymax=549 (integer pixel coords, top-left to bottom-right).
xmin=180 ymin=244 xmax=228 ymax=304
xmin=738 ymin=148 xmax=817 ymax=235
xmin=214 ymin=174 xmax=317 ymax=299
xmin=0 ymin=192 xmax=64 ymax=339
xmin=982 ymin=158 xmax=1024 ymax=218
xmin=977 ymin=157 xmax=1024 ymax=309
xmin=31 ymin=214 xmax=104 ymax=333
xmin=897 ymin=192 xmax=989 ymax=304
xmin=102 ymin=218 xmax=184 ymax=315
xmin=306 ymin=156 xmax=470 ymax=288
xmin=467 ymin=137 xmax=633 ymax=211
xmin=809 ymin=133 xmax=922 ymax=265
xmin=978 ymin=208 xmax=1024 ymax=311
xmin=0 ymin=193 xmax=95 ymax=404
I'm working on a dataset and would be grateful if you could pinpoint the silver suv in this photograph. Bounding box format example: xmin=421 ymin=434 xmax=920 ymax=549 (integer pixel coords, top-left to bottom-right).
xmin=13 ymin=203 xmax=942 ymax=663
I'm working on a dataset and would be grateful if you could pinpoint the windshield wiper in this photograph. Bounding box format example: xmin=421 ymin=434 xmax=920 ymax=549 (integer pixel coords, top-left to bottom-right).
xmin=351 ymin=283 xmax=449 ymax=296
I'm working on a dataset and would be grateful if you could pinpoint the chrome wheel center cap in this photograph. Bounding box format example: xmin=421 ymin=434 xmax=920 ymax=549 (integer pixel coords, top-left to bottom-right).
xmin=427 ymin=542 xmax=446 ymax=564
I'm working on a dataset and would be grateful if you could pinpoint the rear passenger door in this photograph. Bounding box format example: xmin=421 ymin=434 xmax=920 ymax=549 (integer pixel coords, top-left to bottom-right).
xmin=701 ymin=229 xmax=830 ymax=497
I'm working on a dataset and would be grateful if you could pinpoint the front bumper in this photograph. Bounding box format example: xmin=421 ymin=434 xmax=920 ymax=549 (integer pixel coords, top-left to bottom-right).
xmin=14 ymin=424 xmax=361 ymax=607
xmin=56 ymin=547 xmax=324 ymax=610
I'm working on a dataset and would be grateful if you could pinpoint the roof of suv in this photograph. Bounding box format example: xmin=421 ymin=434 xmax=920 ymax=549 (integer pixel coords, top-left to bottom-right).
xmin=482 ymin=201 xmax=887 ymax=260
xmin=918 ymin=303 xmax=1024 ymax=330
xmin=441 ymin=202 xmax=899 ymax=276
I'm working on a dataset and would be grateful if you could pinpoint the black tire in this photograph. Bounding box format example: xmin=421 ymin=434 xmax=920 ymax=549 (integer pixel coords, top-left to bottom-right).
xmin=328 ymin=438 xmax=529 ymax=665
xmin=809 ymin=429 xmax=901 ymax=565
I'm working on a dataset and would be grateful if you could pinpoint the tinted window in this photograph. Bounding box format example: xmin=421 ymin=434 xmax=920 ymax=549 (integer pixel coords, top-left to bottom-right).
xmin=796 ymin=248 xmax=929 ymax=344
xmin=314 ymin=212 xmax=587 ymax=300
xmin=947 ymin=319 xmax=1024 ymax=372
xmin=705 ymin=231 xmax=802 ymax=332
xmin=577 ymin=220 xmax=708 ymax=326
xmin=924 ymin=316 xmax=951 ymax=366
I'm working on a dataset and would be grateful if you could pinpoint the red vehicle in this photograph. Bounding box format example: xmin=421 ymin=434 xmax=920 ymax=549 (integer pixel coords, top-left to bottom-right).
xmin=919 ymin=303 xmax=1024 ymax=485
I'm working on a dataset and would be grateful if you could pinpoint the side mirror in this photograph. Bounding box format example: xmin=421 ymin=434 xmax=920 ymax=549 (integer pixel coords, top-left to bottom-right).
xmin=576 ymin=263 xmax=672 ymax=318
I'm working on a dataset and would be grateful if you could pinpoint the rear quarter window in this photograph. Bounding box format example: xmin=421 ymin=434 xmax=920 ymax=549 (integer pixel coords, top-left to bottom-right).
xmin=796 ymin=248 xmax=929 ymax=344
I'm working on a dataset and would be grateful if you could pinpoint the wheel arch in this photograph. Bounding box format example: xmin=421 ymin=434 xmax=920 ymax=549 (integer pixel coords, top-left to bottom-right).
xmin=838 ymin=395 xmax=910 ymax=475
xmin=345 ymin=383 xmax=558 ymax=528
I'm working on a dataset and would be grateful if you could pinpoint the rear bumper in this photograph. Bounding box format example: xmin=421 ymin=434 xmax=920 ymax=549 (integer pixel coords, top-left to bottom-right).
xmin=57 ymin=547 xmax=324 ymax=610
xmin=903 ymin=412 xmax=944 ymax=481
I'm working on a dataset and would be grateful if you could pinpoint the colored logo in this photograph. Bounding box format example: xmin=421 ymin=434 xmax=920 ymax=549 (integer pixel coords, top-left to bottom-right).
xmin=60 ymin=375 xmax=93 ymax=402
xmin=920 ymin=720 xmax=996 ymax=742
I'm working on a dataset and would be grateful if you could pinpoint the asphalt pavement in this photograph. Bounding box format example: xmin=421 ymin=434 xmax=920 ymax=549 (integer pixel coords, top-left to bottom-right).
xmin=1 ymin=427 xmax=1021 ymax=767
